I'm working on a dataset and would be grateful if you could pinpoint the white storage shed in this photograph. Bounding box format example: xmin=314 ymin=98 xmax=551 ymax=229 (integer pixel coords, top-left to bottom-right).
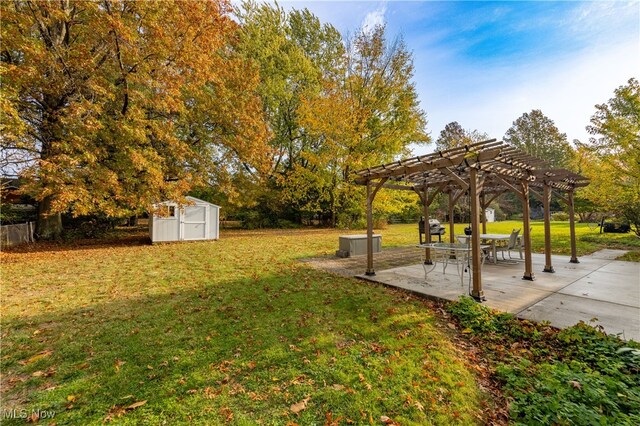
xmin=150 ymin=196 xmax=220 ymax=243
xmin=485 ymin=207 xmax=496 ymax=223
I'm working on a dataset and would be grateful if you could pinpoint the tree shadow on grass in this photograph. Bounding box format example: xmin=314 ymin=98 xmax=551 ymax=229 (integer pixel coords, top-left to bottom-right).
xmin=1 ymin=270 xmax=485 ymax=425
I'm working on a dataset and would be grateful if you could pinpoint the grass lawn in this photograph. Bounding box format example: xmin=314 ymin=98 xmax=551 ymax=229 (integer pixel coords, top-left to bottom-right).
xmin=2 ymin=227 xmax=485 ymax=425
xmin=1 ymin=221 xmax=637 ymax=424
xmin=380 ymin=221 xmax=640 ymax=259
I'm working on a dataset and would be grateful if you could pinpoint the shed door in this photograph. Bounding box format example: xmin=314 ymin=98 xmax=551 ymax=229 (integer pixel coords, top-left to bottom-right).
xmin=180 ymin=205 xmax=209 ymax=240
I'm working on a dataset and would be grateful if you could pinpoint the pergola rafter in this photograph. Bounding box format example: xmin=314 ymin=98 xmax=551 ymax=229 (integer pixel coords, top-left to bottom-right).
xmin=354 ymin=139 xmax=589 ymax=301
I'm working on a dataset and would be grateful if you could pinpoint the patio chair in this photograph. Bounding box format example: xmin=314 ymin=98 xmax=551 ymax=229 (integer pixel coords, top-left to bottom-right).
xmin=516 ymin=227 xmax=532 ymax=259
xmin=455 ymin=235 xmax=490 ymax=264
xmin=495 ymin=229 xmax=520 ymax=260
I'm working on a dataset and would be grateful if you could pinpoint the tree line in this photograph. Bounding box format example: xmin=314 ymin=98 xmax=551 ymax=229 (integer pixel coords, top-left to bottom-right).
xmin=1 ymin=1 xmax=638 ymax=238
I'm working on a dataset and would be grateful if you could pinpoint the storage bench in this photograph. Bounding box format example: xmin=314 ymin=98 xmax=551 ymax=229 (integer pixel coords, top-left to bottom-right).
xmin=336 ymin=234 xmax=381 ymax=258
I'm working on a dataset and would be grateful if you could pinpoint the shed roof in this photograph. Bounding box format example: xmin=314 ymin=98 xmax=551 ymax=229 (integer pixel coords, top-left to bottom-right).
xmin=157 ymin=196 xmax=220 ymax=208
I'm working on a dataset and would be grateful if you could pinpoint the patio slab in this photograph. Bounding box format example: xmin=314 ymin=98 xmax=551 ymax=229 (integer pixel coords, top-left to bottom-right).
xmin=305 ymin=248 xmax=640 ymax=341
xmin=519 ymin=294 xmax=640 ymax=341
xmin=557 ymin=270 xmax=639 ymax=307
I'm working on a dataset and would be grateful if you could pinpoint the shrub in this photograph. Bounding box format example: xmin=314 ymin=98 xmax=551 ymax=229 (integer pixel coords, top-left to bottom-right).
xmin=276 ymin=219 xmax=300 ymax=229
xmin=551 ymin=212 xmax=569 ymax=221
xmin=446 ymin=296 xmax=514 ymax=334
xmin=446 ymin=298 xmax=640 ymax=424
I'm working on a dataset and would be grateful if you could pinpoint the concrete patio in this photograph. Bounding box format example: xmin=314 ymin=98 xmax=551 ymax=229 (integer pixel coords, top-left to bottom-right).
xmin=305 ymin=248 xmax=640 ymax=341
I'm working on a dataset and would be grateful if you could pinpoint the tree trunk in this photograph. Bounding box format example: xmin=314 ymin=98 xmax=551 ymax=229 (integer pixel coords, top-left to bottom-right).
xmin=36 ymin=195 xmax=62 ymax=240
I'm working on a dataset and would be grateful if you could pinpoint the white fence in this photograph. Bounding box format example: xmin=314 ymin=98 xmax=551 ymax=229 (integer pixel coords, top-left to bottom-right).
xmin=1 ymin=221 xmax=35 ymax=248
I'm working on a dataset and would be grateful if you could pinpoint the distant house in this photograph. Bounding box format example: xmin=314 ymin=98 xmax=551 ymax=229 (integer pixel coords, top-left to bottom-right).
xmin=1 ymin=178 xmax=35 ymax=207
xmin=1 ymin=178 xmax=37 ymax=223
xmin=485 ymin=207 xmax=496 ymax=223
xmin=149 ymin=196 xmax=220 ymax=243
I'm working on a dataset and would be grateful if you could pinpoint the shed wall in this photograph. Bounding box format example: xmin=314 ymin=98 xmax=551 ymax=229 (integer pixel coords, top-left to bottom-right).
xmin=209 ymin=206 xmax=219 ymax=240
xmin=152 ymin=210 xmax=180 ymax=242
xmin=150 ymin=197 xmax=220 ymax=242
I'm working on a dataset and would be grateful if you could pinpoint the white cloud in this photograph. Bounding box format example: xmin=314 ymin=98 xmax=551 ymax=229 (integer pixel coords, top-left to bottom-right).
xmin=417 ymin=37 xmax=639 ymax=154
xmin=362 ymin=3 xmax=386 ymax=33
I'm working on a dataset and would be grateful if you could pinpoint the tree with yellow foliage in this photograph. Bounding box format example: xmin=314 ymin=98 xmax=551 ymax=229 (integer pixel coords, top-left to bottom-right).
xmin=1 ymin=0 xmax=269 ymax=238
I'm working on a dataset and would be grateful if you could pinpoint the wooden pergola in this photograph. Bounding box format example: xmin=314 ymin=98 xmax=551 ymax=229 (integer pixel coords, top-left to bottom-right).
xmin=353 ymin=139 xmax=589 ymax=301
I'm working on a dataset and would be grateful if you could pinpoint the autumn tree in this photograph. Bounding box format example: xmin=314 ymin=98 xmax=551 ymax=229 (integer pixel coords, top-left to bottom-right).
xmin=585 ymin=78 xmax=640 ymax=235
xmin=436 ymin=122 xmax=489 ymax=151
xmin=233 ymin=2 xmax=346 ymax=225
xmin=1 ymin=0 xmax=268 ymax=238
xmin=570 ymin=143 xmax=615 ymax=222
xmin=298 ymin=25 xmax=430 ymax=226
xmin=503 ymin=109 xmax=573 ymax=168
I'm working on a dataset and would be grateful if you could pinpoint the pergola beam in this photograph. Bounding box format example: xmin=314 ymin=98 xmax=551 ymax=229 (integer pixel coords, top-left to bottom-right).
xmin=492 ymin=175 xmax=524 ymax=199
xmin=355 ymin=147 xmax=504 ymax=182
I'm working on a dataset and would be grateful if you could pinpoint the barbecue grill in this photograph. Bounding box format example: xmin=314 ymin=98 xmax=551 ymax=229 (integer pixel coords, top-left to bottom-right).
xmin=418 ymin=217 xmax=446 ymax=243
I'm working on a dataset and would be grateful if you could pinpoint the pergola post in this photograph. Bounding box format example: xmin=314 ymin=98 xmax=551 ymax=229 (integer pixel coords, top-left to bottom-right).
xmin=448 ymin=191 xmax=455 ymax=243
xmin=481 ymin=193 xmax=487 ymax=234
xmin=521 ymin=179 xmax=535 ymax=281
xmin=366 ymin=180 xmax=375 ymax=275
xmin=469 ymin=167 xmax=484 ymax=301
xmin=365 ymin=178 xmax=388 ymax=275
xmin=423 ymin=185 xmax=432 ymax=265
xmin=543 ymin=182 xmax=555 ymax=273
xmin=568 ymin=188 xmax=579 ymax=264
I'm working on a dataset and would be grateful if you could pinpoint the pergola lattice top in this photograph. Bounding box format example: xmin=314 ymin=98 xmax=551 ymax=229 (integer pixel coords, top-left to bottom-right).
xmin=353 ymin=139 xmax=589 ymax=193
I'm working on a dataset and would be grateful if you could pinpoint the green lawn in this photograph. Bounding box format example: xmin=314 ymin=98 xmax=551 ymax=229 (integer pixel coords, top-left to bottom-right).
xmin=1 ymin=222 xmax=637 ymax=425
xmin=381 ymin=220 xmax=639 ymax=259
xmin=2 ymin=227 xmax=484 ymax=425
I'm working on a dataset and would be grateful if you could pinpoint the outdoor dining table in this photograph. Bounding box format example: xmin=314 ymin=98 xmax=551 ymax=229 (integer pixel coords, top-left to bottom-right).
xmin=416 ymin=242 xmax=490 ymax=286
xmin=456 ymin=233 xmax=522 ymax=263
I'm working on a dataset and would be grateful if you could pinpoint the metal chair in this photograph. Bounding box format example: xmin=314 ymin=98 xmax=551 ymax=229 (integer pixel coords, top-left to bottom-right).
xmin=517 ymin=227 xmax=531 ymax=259
xmin=495 ymin=229 xmax=520 ymax=260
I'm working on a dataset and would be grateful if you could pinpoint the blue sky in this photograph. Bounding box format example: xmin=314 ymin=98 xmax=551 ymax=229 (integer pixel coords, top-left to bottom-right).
xmin=279 ymin=1 xmax=640 ymax=155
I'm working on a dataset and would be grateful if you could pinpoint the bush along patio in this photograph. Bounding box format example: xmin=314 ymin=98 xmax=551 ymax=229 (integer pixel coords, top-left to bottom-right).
xmin=446 ymin=296 xmax=640 ymax=425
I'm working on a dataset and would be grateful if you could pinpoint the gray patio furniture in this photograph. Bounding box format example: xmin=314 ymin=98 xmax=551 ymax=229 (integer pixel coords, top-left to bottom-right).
xmin=495 ymin=229 xmax=520 ymax=260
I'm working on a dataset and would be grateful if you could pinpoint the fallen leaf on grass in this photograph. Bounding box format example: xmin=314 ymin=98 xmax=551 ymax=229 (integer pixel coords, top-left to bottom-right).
xmin=126 ymin=400 xmax=147 ymax=410
xmin=114 ymin=359 xmax=126 ymax=372
xmin=331 ymin=384 xmax=344 ymax=391
xmin=19 ymin=350 xmax=52 ymax=365
xmin=290 ymin=397 xmax=310 ymax=414
xmin=447 ymin=323 xmax=457 ymax=330
xmin=325 ymin=411 xmax=343 ymax=426
xmin=568 ymin=380 xmax=582 ymax=389
xmin=219 ymin=407 xmax=233 ymax=422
